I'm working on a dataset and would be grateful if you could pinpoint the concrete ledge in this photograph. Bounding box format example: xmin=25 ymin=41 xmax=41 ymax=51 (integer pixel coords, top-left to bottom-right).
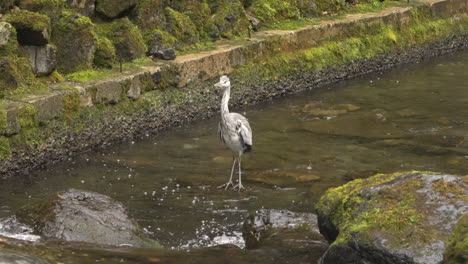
xmin=18 ymin=92 xmax=63 ymax=121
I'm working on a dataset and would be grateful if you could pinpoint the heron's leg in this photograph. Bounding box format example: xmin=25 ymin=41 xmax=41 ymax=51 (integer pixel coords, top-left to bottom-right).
xmin=234 ymin=155 xmax=245 ymax=191
xmin=218 ymin=156 xmax=236 ymax=190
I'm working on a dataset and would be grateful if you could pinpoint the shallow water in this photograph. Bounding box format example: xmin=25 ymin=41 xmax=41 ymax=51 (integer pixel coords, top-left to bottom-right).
xmin=1 ymin=51 xmax=467 ymax=263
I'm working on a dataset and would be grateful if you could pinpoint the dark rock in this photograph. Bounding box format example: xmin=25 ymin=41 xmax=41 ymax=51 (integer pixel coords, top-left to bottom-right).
xmin=0 ymin=249 xmax=50 ymax=264
xmin=16 ymin=189 xmax=162 ymax=248
xmin=150 ymin=46 xmax=176 ymax=61
xmin=95 ymin=0 xmax=138 ymax=18
xmin=316 ymin=172 xmax=468 ymax=264
xmin=0 ymin=22 xmax=13 ymax=47
xmin=243 ymin=209 xmax=327 ymax=250
xmin=0 ymin=0 xmax=15 ymax=13
xmin=67 ymin=0 xmax=96 ymax=16
xmin=25 ymin=44 xmax=57 ymax=76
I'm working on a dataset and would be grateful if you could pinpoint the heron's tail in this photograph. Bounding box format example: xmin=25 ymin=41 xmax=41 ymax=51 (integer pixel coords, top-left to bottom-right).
xmin=243 ymin=144 xmax=252 ymax=153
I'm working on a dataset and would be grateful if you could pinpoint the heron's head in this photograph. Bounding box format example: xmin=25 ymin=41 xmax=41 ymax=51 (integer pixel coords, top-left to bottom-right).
xmin=214 ymin=76 xmax=230 ymax=89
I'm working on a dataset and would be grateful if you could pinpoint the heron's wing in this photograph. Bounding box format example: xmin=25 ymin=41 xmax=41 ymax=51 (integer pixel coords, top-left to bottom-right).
xmin=231 ymin=114 xmax=252 ymax=146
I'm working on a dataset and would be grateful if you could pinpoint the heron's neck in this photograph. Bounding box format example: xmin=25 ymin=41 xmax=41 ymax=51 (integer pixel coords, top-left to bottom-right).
xmin=221 ymin=85 xmax=230 ymax=116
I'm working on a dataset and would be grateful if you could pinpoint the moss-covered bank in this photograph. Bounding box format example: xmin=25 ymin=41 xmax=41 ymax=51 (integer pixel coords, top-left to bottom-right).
xmin=0 ymin=0 xmax=467 ymax=177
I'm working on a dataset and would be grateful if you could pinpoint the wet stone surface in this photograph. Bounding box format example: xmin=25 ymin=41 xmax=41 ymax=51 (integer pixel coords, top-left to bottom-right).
xmin=0 ymin=50 xmax=467 ymax=263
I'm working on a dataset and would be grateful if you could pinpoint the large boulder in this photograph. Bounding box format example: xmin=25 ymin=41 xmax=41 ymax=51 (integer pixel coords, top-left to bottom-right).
xmin=97 ymin=18 xmax=146 ymax=62
xmin=24 ymin=44 xmax=57 ymax=76
xmin=53 ymin=12 xmax=97 ymax=73
xmin=16 ymin=189 xmax=162 ymax=248
xmin=17 ymin=0 xmax=65 ymax=22
xmin=211 ymin=0 xmax=250 ymax=39
xmin=4 ymin=10 xmax=51 ymax=46
xmin=95 ymin=0 xmax=138 ymax=18
xmin=316 ymin=172 xmax=468 ymax=264
xmin=243 ymin=209 xmax=328 ymax=258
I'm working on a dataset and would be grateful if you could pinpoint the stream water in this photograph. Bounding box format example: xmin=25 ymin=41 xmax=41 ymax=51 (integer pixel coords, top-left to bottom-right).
xmin=0 ymin=51 xmax=467 ymax=263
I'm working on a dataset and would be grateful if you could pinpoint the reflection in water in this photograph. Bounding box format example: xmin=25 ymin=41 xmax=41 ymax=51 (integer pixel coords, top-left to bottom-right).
xmin=0 ymin=51 xmax=468 ymax=262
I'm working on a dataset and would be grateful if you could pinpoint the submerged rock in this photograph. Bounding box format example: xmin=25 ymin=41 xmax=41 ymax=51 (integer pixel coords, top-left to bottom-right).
xmin=248 ymin=170 xmax=320 ymax=186
xmin=16 ymin=189 xmax=161 ymax=248
xmin=243 ymin=209 xmax=327 ymax=250
xmin=316 ymin=172 xmax=467 ymax=264
xmin=0 ymin=248 xmax=50 ymax=264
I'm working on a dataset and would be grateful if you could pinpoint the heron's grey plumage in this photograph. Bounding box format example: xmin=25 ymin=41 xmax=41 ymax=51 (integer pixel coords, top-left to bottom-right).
xmin=215 ymin=76 xmax=252 ymax=191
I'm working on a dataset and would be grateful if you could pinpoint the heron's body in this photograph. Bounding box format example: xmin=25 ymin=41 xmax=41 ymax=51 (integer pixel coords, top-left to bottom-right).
xmin=215 ymin=76 xmax=252 ymax=191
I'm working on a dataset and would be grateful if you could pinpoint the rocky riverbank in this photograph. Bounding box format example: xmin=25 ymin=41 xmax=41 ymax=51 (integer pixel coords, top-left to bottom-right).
xmin=0 ymin=0 xmax=467 ymax=178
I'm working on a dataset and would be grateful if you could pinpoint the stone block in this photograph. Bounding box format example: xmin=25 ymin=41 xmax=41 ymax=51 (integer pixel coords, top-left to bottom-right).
xmin=67 ymin=0 xmax=96 ymax=16
xmin=0 ymin=100 xmax=24 ymax=136
xmin=20 ymin=92 xmax=63 ymax=121
xmin=96 ymin=0 xmax=138 ymax=19
xmin=94 ymin=80 xmax=122 ymax=104
xmin=25 ymin=44 xmax=57 ymax=76
xmin=124 ymin=77 xmax=141 ymax=100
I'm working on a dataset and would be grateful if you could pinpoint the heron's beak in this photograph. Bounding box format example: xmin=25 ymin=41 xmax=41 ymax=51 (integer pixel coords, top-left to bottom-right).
xmin=214 ymin=82 xmax=222 ymax=87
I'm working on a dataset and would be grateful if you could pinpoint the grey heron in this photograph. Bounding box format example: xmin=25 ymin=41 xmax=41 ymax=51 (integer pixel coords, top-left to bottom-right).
xmin=214 ymin=76 xmax=253 ymax=191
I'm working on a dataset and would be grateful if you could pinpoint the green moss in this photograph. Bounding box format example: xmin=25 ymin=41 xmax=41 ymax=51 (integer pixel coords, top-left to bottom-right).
xmin=53 ymin=11 xmax=98 ymax=74
xmin=316 ymin=172 xmax=437 ymax=247
xmin=249 ymin=0 xmax=301 ymax=26
xmin=17 ymin=0 xmax=65 ymax=22
xmin=212 ymin=0 xmax=250 ymax=39
xmin=235 ymin=14 xmax=468 ymax=80
xmin=0 ymin=55 xmax=37 ymax=95
xmin=66 ymin=58 xmax=152 ymax=82
xmin=0 ymin=23 xmax=19 ymax=57
xmin=165 ymin=7 xmax=200 ymax=46
xmin=96 ymin=18 xmax=146 ymax=62
xmin=10 ymin=104 xmax=42 ymax=148
xmin=432 ymin=179 xmax=466 ymax=200
xmin=143 ymin=29 xmax=177 ymax=49
xmin=62 ymin=90 xmax=81 ymax=120
xmin=0 ymin=136 xmax=12 ymax=159
xmin=94 ymin=37 xmax=116 ymax=69
xmin=4 ymin=9 xmax=51 ymax=32
xmin=443 ymin=215 xmax=468 ymax=264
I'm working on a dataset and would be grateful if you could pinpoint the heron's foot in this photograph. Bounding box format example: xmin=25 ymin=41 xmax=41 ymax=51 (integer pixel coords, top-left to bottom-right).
xmin=233 ymin=183 xmax=245 ymax=192
xmin=218 ymin=181 xmax=234 ymax=190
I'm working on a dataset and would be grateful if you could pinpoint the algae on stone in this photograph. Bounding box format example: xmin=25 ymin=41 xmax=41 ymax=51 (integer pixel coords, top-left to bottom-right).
xmin=443 ymin=215 xmax=468 ymax=264
xmin=96 ymin=18 xmax=146 ymax=62
xmin=53 ymin=11 xmax=97 ymax=73
xmin=316 ymin=172 xmax=468 ymax=264
xmin=93 ymin=36 xmax=116 ymax=69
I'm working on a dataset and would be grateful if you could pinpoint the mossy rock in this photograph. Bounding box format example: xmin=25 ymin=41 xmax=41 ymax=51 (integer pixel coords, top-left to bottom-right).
xmin=17 ymin=0 xmax=65 ymax=22
xmin=443 ymin=215 xmax=468 ymax=264
xmin=134 ymin=0 xmax=168 ymax=32
xmin=52 ymin=11 xmax=97 ymax=74
xmin=164 ymin=7 xmax=200 ymax=46
xmin=248 ymin=0 xmax=301 ymax=27
xmin=4 ymin=10 xmax=51 ymax=46
xmin=316 ymin=172 xmax=468 ymax=264
xmin=0 ymin=56 xmax=36 ymax=96
xmin=16 ymin=189 xmax=162 ymax=248
xmin=95 ymin=0 xmax=138 ymax=18
xmin=93 ymin=36 xmax=115 ymax=68
xmin=97 ymin=18 xmax=146 ymax=62
xmin=212 ymin=0 xmax=250 ymax=39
